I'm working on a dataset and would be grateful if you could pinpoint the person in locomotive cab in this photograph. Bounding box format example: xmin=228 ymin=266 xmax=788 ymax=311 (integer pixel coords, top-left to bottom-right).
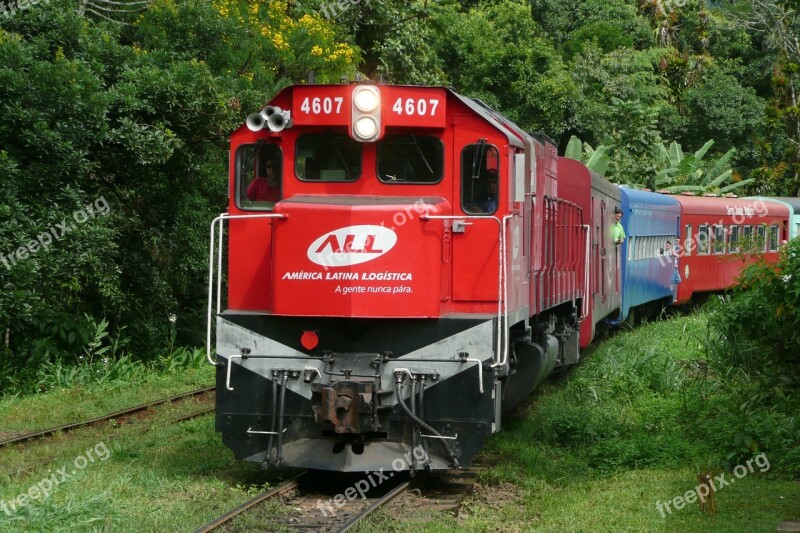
xmin=247 ymin=160 xmax=281 ymax=202
xmin=613 ymin=206 xmax=626 ymax=245
xmin=476 ymin=169 xmax=499 ymax=213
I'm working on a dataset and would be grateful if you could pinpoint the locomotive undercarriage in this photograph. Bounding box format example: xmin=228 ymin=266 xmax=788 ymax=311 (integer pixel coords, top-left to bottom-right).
xmin=501 ymin=301 xmax=581 ymax=412
xmin=215 ymin=313 xmax=498 ymax=472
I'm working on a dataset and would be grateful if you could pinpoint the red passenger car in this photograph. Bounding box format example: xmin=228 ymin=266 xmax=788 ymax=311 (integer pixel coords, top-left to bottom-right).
xmin=672 ymin=195 xmax=790 ymax=305
xmin=558 ymin=158 xmax=621 ymax=347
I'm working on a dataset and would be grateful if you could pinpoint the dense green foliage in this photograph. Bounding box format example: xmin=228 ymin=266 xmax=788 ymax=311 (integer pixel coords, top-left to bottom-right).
xmin=2 ymin=0 xmax=800 ymax=392
xmin=0 ymin=0 xmax=357 ymax=392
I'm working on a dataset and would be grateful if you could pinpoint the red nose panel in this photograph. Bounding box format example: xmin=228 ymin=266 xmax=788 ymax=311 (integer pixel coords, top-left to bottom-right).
xmin=271 ymin=196 xmax=448 ymax=318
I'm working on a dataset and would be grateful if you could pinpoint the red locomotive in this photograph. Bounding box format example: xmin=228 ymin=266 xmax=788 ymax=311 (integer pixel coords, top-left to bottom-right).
xmin=207 ymin=82 xmax=789 ymax=473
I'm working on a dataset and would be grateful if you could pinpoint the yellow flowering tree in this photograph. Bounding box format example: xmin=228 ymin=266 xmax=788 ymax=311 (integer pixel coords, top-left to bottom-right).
xmin=210 ymin=0 xmax=359 ymax=85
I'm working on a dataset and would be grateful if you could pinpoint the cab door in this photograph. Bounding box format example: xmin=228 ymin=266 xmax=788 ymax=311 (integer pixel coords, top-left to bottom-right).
xmin=451 ymin=126 xmax=501 ymax=302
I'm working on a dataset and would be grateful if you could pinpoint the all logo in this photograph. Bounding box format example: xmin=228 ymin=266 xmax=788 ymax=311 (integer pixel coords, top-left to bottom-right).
xmin=307 ymin=225 xmax=397 ymax=267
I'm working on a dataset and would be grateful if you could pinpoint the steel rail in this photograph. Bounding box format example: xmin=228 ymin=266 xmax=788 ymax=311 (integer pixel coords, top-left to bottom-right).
xmin=170 ymin=406 xmax=216 ymax=424
xmin=193 ymin=474 xmax=306 ymax=533
xmin=3 ymin=404 xmax=217 ymax=479
xmin=337 ymin=480 xmax=411 ymax=532
xmin=0 ymin=386 xmax=215 ymax=448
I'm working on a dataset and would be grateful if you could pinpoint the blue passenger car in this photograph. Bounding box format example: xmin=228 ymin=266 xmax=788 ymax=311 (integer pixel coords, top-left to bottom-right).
xmin=611 ymin=188 xmax=681 ymax=324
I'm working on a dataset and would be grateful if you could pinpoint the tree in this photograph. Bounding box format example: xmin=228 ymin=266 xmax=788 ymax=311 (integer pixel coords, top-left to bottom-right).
xmin=651 ymin=139 xmax=754 ymax=193
xmin=682 ymin=69 xmax=765 ymax=157
xmin=564 ymin=135 xmax=610 ymax=177
xmin=0 ymin=0 xmax=358 ymax=391
xmin=740 ymin=0 xmax=800 ymax=193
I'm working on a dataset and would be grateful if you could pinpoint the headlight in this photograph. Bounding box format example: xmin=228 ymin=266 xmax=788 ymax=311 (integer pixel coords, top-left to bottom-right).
xmin=354 ymin=116 xmax=378 ymax=139
xmin=353 ymin=89 xmax=379 ymax=113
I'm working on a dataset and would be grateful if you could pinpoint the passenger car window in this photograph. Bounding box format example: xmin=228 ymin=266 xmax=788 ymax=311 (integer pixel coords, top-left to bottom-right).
xmin=769 ymin=225 xmax=779 ymax=251
xmin=714 ymin=225 xmax=726 ymax=254
xmin=684 ymin=225 xmax=692 ymax=256
xmin=757 ymin=225 xmax=767 ymax=252
xmin=729 ymin=226 xmax=740 ymax=253
xmin=697 ymin=225 xmax=710 ymax=255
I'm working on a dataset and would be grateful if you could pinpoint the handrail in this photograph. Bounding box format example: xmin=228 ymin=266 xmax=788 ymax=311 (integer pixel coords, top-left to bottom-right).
xmin=581 ymin=224 xmax=590 ymax=320
xmin=464 ymin=358 xmax=485 ymax=394
xmin=419 ymin=214 xmax=511 ymax=371
xmin=226 ymin=354 xmax=242 ymax=391
xmin=206 ymin=213 xmax=288 ymax=365
xmin=499 ymin=214 xmax=513 ymax=369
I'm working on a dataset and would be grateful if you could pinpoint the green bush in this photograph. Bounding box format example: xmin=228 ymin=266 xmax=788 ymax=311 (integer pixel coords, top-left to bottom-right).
xmin=711 ymin=239 xmax=800 ymax=362
xmin=692 ymin=244 xmax=800 ymax=473
xmin=495 ymin=310 xmax=799 ymax=478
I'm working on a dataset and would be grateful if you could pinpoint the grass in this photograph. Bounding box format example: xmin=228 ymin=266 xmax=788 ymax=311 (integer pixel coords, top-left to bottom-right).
xmin=0 ymin=361 xmax=288 ymax=532
xmin=448 ymin=468 xmax=800 ymax=532
xmin=0 ymin=365 xmax=214 ymax=435
xmin=0 ymin=414 xmax=283 ymax=532
xmin=0 ymin=312 xmax=798 ymax=531
xmin=355 ymin=310 xmax=800 ymax=532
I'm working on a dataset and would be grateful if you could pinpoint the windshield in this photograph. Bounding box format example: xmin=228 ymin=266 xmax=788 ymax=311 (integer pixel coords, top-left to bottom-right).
xmin=295 ymin=133 xmax=362 ymax=182
xmin=376 ymin=134 xmax=443 ymax=184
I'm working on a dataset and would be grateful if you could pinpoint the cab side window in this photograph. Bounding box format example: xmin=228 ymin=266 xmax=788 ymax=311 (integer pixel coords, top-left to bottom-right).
xmin=236 ymin=143 xmax=282 ymax=211
xmin=461 ymin=144 xmax=499 ymax=215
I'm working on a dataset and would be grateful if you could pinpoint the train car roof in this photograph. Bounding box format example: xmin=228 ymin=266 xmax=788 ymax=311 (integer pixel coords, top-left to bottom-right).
xmin=670 ymin=194 xmax=791 ymax=216
xmin=774 ymin=197 xmax=800 ymax=211
xmin=558 ymin=157 xmax=619 ymax=198
xmin=457 ymin=95 xmax=526 ymax=149
xmin=620 ymin=187 xmax=681 ymax=211
xmin=747 ymin=196 xmax=800 ymax=214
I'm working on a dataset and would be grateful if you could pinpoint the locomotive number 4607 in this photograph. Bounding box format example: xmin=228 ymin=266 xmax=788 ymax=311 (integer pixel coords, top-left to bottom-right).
xmin=300 ymin=96 xmax=344 ymax=115
xmin=392 ymin=98 xmax=440 ymax=116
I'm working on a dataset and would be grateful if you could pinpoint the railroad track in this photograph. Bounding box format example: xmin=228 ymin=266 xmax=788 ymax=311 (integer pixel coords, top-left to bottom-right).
xmin=0 ymin=386 xmax=215 ymax=448
xmin=195 ymin=465 xmax=485 ymax=532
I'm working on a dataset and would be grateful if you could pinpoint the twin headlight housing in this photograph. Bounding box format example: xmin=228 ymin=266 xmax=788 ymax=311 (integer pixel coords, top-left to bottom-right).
xmin=351 ymin=86 xmax=381 ymax=142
